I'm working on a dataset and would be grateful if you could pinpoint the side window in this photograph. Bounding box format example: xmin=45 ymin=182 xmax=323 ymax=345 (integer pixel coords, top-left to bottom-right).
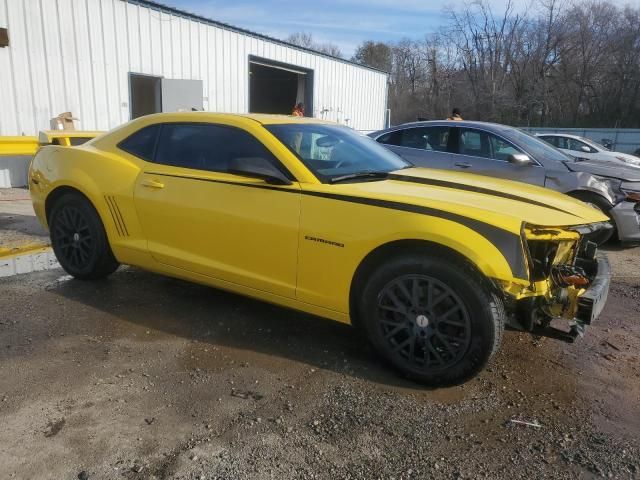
xmin=399 ymin=128 xmax=429 ymax=149
xmin=567 ymin=138 xmax=593 ymax=153
xmin=541 ymin=136 xmax=558 ymax=147
xmin=566 ymin=138 xmax=580 ymax=151
xmin=422 ymin=127 xmax=450 ymax=152
xmin=377 ymin=126 xmax=451 ymax=152
xmin=118 ymin=124 xmax=161 ymax=161
xmin=376 ymin=130 xmax=402 ymax=146
xmin=377 ymin=127 xmax=450 ymax=152
xmin=488 ymin=134 xmax=522 ymax=161
xmin=555 ymin=137 xmax=569 ymax=149
xmin=459 ymin=128 xmax=523 ymax=161
xmin=154 ymin=123 xmax=281 ymax=173
xmin=402 ymin=127 xmax=450 ymax=152
xmin=459 ymin=128 xmax=489 ymax=158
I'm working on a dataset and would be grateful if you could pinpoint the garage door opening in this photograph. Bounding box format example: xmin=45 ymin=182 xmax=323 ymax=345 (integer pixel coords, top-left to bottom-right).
xmin=129 ymin=73 xmax=162 ymax=119
xmin=249 ymin=57 xmax=313 ymax=116
xmin=129 ymin=74 xmax=204 ymax=119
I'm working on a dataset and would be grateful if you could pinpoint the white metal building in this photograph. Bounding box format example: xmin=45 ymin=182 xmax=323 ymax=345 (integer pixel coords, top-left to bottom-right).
xmin=0 ymin=0 xmax=389 ymax=137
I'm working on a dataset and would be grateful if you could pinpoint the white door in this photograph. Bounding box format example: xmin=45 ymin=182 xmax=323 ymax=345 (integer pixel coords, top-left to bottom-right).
xmin=161 ymin=79 xmax=203 ymax=112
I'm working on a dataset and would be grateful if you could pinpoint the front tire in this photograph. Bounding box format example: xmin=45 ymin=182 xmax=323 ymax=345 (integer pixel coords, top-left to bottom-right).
xmin=358 ymin=253 xmax=504 ymax=386
xmin=49 ymin=193 xmax=119 ymax=280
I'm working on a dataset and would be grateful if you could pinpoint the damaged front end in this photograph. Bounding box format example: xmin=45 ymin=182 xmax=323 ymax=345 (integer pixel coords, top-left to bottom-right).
xmin=506 ymin=222 xmax=612 ymax=342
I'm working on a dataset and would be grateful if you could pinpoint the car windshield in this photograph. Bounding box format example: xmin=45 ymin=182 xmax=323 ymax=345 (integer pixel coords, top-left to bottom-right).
xmin=266 ymin=124 xmax=411 ymax=182
xmin=508 ymin=128 xmax=574 ymax=163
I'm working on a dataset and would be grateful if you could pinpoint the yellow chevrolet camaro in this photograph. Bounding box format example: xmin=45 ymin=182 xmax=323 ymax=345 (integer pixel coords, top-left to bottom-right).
xmin=29 ymin=113 xmax=612 ymax=385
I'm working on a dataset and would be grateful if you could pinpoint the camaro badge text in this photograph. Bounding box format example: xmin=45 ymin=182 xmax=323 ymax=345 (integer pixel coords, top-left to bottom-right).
xmin=304 ymin=235 xmax=344 ymax=248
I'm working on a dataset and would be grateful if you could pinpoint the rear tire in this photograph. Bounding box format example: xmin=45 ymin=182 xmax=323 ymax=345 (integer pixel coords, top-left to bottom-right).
xmin=49 ymin=193 xmax=119 ymax=280
xmin=358 ymin=253 xmax=504 ymax=386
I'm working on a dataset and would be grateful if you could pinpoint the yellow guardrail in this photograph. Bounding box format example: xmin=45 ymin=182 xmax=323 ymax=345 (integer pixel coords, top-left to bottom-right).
xmin=0 ymin=131 xmax=102 ymax=156
xmin=0 ymin=242 xmax=51 ymax=258
xmin=0 ymin=136 xmax=39 ymax=156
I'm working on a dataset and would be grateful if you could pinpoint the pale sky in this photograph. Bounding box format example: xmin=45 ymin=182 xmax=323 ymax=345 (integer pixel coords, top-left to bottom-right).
xmin=166 ymin=0 xmax=638 ymax=57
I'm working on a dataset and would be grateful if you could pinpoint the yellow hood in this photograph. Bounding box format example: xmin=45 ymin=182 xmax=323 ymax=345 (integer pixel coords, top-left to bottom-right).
xmin=333 ymin=167 xmax=609 ymax=233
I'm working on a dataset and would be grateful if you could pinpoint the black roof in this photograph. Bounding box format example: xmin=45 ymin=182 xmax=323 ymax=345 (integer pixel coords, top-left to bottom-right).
xmin=126 ymin=0 xmax=388 ymax=75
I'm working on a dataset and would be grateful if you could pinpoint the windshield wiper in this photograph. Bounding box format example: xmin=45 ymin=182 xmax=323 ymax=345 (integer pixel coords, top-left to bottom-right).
xmin=329 ymin=171 xmax=390 ymax=184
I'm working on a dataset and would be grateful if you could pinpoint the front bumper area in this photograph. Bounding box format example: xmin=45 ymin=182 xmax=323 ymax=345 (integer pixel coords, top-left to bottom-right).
xmin=575 ymin=253 xmax=611 ymax=326
xmin=533 ymin=253 xmax=611 ymax=342
xmin=511 ymin=250 xmax=612 ymax=343
xmin=610 ymin=201 xmax=640 ymax=243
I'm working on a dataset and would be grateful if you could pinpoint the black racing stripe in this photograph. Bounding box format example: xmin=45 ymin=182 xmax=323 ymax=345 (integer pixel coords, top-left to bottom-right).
xmin=144 ymin=171 xmax=529 ymax=280
xmin=302 ymin=190 xmax=529 ymax=280
xmin=389 ymin=174 xmax=578 ymax=216
xmin=145 ymin=171 xmax=294 ymax=193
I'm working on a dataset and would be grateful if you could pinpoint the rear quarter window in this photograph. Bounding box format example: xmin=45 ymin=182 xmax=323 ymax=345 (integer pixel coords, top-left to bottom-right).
xmin=118 ymin=125 xmax=161 ymax=161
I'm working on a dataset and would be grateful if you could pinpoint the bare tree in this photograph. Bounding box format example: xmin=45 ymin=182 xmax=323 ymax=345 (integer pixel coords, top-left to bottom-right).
xmin=351 ymin=41 xmax=393 ymax=72
xmin=286 ymin=32 xmax=343 ymax=58
xmin=351 ymin=0 xmax=640 ymax=127
xmin=286 ymin=32 xmax=314 ymax=49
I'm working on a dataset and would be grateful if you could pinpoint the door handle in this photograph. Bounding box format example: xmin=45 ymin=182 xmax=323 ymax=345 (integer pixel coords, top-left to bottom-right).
xmin=455 ymin=162 xmax=472 ymax=168
xmin=141 ymin=179 xmax=165 ymax=189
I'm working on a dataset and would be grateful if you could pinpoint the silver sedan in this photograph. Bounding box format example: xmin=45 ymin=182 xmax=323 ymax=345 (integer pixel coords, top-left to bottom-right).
xmin=369 ymin=120 xmax=640 ymax=243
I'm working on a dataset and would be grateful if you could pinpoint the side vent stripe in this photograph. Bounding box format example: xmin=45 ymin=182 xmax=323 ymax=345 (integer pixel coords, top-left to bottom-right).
xmin=104 ymin=196 xmax=129 ymax=237
xmin=113 ymin=198 xmax=129 ymax=236
xmin=104 ymin=196 xmax=122 ymax=236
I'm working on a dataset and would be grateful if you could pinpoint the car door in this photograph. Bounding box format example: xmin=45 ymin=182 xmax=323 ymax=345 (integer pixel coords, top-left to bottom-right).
xmin=132 ymin=122 xmax=301 ymax=298
xmin=452 ymin=127 xmax=546 ymax=185
xmin=376 ymin=126 xmax=455 ymax=170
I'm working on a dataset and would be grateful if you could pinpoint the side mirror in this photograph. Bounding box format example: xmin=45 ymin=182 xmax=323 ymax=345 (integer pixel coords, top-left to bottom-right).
xmin=228 ymin=157 xmax=292 ymax=185
xmin=507 ymin=153 xmax=532 ymax=166
xmin=580 ymin=145 xmax=591 ymax=153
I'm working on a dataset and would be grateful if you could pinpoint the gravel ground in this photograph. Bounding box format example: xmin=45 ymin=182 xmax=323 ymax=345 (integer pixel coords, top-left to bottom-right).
xmin=0 ymin=246 xmax=639 ymax=479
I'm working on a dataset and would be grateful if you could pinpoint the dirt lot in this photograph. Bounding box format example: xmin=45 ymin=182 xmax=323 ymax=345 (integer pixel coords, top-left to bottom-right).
xmin=0 ymin=245 xmax=639 ymax=479
xmin=0 ymin=188 xmax=49 ymax=251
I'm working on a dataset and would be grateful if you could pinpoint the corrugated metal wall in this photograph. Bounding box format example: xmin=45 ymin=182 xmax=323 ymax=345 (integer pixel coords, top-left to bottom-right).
xmin=0 ymin=0 xmax=388 ymax=136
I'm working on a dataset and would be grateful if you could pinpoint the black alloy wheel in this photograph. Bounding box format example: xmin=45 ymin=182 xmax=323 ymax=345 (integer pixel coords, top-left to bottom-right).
xmin=377 ymin=274 xmax=472 ymax=372
xmin=49 ymin=193 xmax=119 ymax=280
xmin=52 ymin=204 xmax=94 ymax=271
xmin=359 ymin=252 xmax=504 ymax=386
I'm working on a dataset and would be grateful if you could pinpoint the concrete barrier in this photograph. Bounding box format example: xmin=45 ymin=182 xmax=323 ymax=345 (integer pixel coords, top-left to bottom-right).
xmin=0 ymin=155 xmax=31 ymax=188
xmin=0 ymin=245 xmax=59 ymax=278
